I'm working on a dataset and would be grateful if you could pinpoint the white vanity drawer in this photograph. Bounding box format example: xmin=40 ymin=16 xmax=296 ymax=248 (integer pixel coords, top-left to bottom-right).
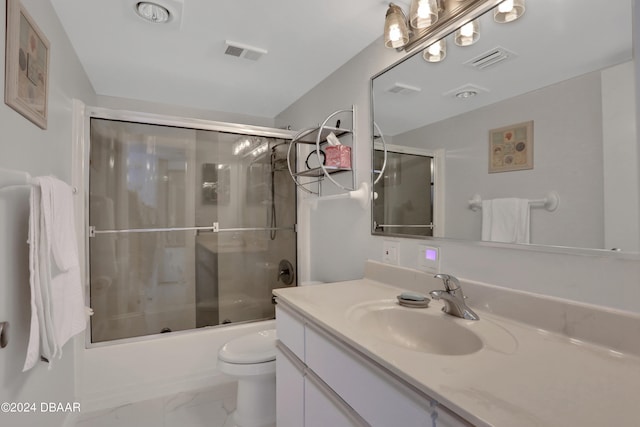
xmin=276 ymin=305 xmax=305 ymax=360
xmin=276 ymin=343 xmax=305 ymax=427
xmin=305 ymin=368 xmax=369 ymax=427
xmin=305 ymin=324 xmax=435 ymax=427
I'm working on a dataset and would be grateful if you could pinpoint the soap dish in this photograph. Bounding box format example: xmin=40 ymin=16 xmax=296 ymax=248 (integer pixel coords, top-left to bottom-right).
xmin=397 ymin=293 xmax=430 ymax=308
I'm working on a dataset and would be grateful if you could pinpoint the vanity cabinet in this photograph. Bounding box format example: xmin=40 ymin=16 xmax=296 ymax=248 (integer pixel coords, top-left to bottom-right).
xmin=275 ymin=304 xmax=472 ymax=427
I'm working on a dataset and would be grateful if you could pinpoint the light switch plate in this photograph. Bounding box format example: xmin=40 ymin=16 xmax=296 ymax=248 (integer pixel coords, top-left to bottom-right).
xmin=417 ymin=245 xmax=439 ymax=273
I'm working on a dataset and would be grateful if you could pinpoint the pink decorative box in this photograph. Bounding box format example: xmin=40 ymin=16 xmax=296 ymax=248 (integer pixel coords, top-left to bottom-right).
xmin=324 ymin=145 xmax=351 ymax=169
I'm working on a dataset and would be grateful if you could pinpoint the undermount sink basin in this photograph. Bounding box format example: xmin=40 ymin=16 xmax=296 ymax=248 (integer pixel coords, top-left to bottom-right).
xmin=347 ymin=301 xmax=484 ymax=356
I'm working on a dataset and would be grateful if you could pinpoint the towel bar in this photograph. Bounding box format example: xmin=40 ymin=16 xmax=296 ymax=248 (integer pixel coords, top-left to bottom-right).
xmin=468 ymin=191 xmax=559 ymax=212
xmin=0 ymin=167 xmax=77 ymax=193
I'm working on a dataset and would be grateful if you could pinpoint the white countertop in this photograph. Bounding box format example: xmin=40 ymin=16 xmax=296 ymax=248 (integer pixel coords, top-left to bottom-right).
xmin=273 ymin=278 xmax=640 ymax=427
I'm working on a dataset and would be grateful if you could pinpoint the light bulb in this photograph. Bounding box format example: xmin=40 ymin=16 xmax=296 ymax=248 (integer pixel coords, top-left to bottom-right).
xmin=384 ymin=3 xmax=409 ymax=48
xmin=460 ymin=22 xmax=474 ymax=37
xmin=423 ymin=39 xmax=446 ymax=62
xmin=454 ymin=19 xmax=479 ymax=46
xmin=498 ymin=0 xmax=514 ymax=13
xmin=418 ymin=2 xmax=433 ymax=18
xmin=410 ymin=0 xmax=438 ymax=29
xmin=494 ymin=0 xmax=524 ymax=23
xmin=389 ymin=24 xmax=402 ymax=42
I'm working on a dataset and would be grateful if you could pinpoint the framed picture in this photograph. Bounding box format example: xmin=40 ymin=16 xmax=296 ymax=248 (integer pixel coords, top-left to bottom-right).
xmin=4 ymin=0 xmax=50 ymax=129
xmin=489 ymin=121 xmax=533 ymax=173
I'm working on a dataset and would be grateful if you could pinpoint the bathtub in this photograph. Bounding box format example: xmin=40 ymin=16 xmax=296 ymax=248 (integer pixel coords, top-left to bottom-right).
xmin=79 ymin=319 xmax=275 ymax=412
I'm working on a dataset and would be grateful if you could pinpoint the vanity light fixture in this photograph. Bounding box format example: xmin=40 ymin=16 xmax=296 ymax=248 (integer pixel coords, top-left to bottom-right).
xmin=423 ymin=39 xmax=446 ymax=62
xmin=454 ymin=19 xmax=480 ymax=46
xmin=409 ymin=0 xmax=439 ymax=29
xmin=135 ymin=1 xmax=171 ymax=23
xmin=493 ymin=0 xmax=525 ymax=23
xmin=384 ymin=3 xmax=409 ymax=48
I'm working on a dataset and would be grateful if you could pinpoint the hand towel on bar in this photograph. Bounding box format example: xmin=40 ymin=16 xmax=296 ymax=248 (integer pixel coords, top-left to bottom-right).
xmin=24 ymin=176 xmax=86 ymax=371
xmin=481 ymin=198 xmax=530 ymax=244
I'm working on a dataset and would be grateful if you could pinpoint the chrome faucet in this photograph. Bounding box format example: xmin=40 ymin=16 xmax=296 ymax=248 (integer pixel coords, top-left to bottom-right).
xmin=430 ymin=274 xmax=479 ymax=321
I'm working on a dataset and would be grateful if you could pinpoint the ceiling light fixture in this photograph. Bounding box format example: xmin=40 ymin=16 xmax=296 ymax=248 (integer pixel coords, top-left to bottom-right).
xmin=135 ymin=2 xmax=171 ymax=24
xmin=384 ymin=3 xmax=409 ymax=49
xmin=423 ymin=39 xmax=446 ymax=62
xmin=493 ymin=0 xmax=525 ymax=23
xmin=454 ymin=19 xmax=480 ymax=46
xmin=455 ymin=90 xmax=478 ymax=99
xmin=409 ymin=0 xmax=439 ymax=29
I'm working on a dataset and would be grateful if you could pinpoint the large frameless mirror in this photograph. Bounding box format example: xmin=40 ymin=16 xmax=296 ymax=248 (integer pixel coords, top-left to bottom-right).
xmin=372 ymin=0 xmax=638 ymax=254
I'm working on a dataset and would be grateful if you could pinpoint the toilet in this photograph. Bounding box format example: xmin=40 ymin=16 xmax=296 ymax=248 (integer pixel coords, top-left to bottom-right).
xmin=218 ymin=329 xmax=277 ymax=427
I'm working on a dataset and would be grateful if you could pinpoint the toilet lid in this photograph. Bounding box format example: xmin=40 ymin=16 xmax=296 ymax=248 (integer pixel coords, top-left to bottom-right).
xmin=218 ymin=329 xmax=277 ymax=364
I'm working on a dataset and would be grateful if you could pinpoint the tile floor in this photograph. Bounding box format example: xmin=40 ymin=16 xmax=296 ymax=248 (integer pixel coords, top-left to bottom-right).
xmin=75 ymin=382 xmax=237 ymax=427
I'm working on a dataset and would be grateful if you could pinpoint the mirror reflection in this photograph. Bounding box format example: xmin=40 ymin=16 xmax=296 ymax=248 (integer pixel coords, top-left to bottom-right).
xmin=373 ymin=145 xmax=436 ymax=236
xmin=372 ymin=0 xmax=638 ymax=253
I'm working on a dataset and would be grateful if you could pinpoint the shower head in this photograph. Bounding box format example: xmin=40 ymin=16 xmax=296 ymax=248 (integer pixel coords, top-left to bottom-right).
xmin=270 ymin=142 xmax=290 ymax=172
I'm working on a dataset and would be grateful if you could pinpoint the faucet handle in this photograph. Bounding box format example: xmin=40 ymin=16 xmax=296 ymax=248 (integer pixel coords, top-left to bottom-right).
xmin=434 ymin=274 xmax=460 ymax=292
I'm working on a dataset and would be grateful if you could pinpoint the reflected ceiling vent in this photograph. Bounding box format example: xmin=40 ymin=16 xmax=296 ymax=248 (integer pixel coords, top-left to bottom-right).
xmin=464 ymin=46 xmax=517 ymax=70
xmin=224 ymin=40 xmax=268 ymax=61
xmin=386 ymin=82 xmax=422 ymax=94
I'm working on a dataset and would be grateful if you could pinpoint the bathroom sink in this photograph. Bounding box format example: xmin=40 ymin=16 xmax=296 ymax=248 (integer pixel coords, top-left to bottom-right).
xmin=347 ymin=301 xmax=484 ymax=356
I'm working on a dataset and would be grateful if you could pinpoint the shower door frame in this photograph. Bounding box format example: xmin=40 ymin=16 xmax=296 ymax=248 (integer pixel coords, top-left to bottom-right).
xmin=78 ymin=103 xmax=298 ymax=348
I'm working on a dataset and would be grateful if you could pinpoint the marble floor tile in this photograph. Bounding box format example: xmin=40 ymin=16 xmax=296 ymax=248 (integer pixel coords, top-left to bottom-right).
xmin=75 ymin=398 xmax=165 ymax=427
xmin=75 ymin=382 xmax=238 ymax=427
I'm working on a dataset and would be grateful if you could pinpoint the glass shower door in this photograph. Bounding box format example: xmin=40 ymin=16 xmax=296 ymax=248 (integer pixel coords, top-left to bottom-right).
xmin=88 ymin=117 xmax=296 ymax=343
xmin=194 ymin=130 xmax=296 ymax=327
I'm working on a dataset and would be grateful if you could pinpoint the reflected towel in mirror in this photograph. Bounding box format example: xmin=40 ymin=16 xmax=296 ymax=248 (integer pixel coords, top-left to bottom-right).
xmin=481 ymin=198 xmax=530 ymax=244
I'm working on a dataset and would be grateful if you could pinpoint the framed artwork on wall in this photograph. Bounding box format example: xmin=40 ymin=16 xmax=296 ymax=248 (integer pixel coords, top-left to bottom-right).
xmin=4 ymin=0 xmax=50 ymax=129
xmin=489 ymin=121 xmax=533 ymax=173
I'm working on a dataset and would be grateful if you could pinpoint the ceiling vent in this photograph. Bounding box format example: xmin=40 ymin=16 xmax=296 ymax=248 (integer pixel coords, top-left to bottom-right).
xmin=464 ymin=46 xmax=517 ymax=70
xmin=224 ymin=40 xmax=268 ymax=61
xmin=386 ymin=82 xmax=422 ymax=94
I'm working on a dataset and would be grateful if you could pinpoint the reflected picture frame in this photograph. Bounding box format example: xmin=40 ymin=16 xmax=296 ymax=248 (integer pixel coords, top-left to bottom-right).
xmin=489 ymin=120 xmax=533 ymax=173
xmin=4 ymin=0 xmax=50 ymax=129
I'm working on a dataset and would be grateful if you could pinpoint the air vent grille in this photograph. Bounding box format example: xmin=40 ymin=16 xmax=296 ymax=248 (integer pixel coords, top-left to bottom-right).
xmin=464 ymin=47 xmax=517 ymax=70
xmin=386 ymin=82 xmax=422 ymax=95
xmin=224 ymin=40 xmax=268 ymax=61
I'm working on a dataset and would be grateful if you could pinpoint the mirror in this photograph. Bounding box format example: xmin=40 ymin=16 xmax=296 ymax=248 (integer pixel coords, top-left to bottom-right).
xmin=372 ymin=0 xmax=638 ymax=253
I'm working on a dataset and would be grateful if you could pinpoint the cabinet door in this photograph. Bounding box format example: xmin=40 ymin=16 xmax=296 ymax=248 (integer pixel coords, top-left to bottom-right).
xmin=305 ymin=324 xmax=434 ymax=427
xmin=276 ymin=305 xmax=305 ymax=360
xmin=305 ymin=370 xmax=368 ymax=427
xmin=276 ymin=344 xmax=304 ymax=427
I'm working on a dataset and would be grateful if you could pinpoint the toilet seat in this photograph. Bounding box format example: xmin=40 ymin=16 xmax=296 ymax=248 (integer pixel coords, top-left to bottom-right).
xmin=218 ymin=329 xmax=277 ymax=364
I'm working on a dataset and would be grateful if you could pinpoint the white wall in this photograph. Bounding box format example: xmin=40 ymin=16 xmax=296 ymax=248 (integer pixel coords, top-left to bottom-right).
xmin=95 ymin=95 xmax=275 ymax=129
xmin=276 ymin=34 xmax=640 ymax=313
xmin=0 ymin=0 xmax=96 ymax=426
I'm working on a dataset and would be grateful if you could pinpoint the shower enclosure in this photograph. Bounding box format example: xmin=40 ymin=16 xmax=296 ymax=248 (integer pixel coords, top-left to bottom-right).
xmin=87 ymin=113 xmax=296 ymax=343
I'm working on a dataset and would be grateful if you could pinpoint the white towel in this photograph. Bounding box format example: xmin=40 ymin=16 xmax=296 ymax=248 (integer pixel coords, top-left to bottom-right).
xmin=24 ymin=176 xmax=86 ymax=371
xmin=481 ymin=198 xmax=530 ymax=244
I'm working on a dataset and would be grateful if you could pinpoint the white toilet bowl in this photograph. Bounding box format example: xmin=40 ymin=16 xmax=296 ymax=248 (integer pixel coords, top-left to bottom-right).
xmin=218 ymin=329 xmax=277 ymax=427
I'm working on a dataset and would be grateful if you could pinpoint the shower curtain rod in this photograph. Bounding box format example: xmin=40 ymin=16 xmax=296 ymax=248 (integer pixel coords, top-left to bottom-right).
xmin=89 ymin=223 xmax=295 ymax=237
